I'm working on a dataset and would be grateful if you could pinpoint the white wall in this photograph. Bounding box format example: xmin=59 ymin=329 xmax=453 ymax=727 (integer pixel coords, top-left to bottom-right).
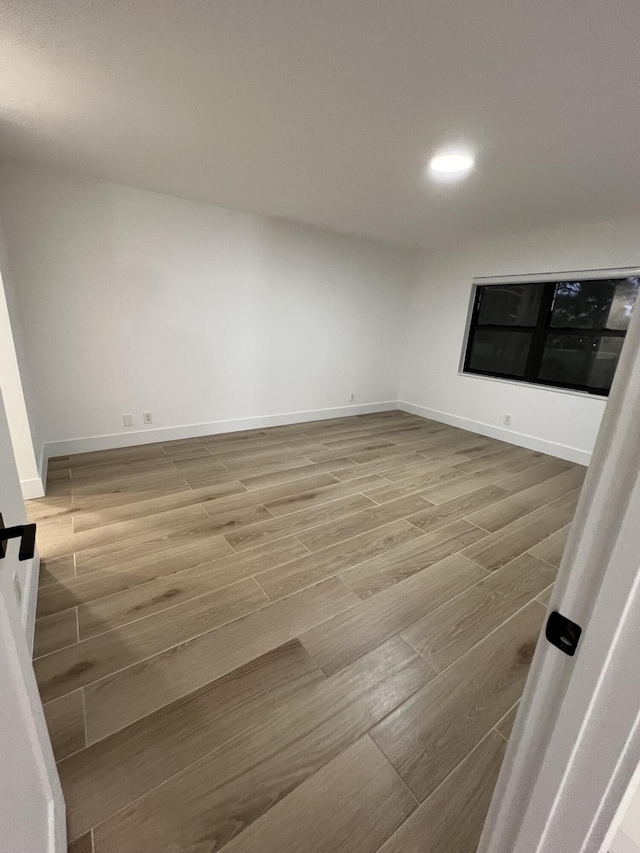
xmin=613 ymin=784 xmax=640 ymax=853
xmin=2 ymin=163 xmax=638 ymax=473
xmin=0 ymin=246 xmax=43 ymax=498
xmin=399 ymin=219 xmax=640 ymax=464
xmin=0 ymin=163 xmax=414 ymax=463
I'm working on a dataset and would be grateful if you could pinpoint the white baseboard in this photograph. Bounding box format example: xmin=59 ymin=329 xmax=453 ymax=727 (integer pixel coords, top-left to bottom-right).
xmin=611 ymin=830 xmax=640 ymax=853
xmin=43 ymin=401 xmax=399 ymax=460
xmin=38 ymin=398 xmax=592 ymax=481
xmin=20 ymin=477 xmax=45 ymax=500
xmin=397 ymin=400 xmax=592 ymax=466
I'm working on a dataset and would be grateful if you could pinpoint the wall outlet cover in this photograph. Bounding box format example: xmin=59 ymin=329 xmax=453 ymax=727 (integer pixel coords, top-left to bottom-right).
xmin=122 ymin=413 xmax=134 ymax=427
xmin=143 ymin=412 xmax=153 ymax=425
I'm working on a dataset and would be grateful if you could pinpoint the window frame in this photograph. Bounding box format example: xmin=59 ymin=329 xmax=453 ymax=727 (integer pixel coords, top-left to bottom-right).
xmin=460 ymin=268 xmax=640 ymax=398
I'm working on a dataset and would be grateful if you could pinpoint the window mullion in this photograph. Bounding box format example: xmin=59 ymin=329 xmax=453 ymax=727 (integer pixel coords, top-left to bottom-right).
xmin=525 ymin=282 xmax=556 ymax=383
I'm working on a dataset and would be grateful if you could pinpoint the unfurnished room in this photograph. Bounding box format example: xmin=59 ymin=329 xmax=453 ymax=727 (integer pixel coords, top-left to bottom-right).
xmin=1 ymin=3 xmax=640 ymax=853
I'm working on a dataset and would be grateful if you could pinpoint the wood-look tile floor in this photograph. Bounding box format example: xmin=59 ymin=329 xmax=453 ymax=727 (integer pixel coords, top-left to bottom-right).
xmin=28 ymin=411 xmax=586 ymax=853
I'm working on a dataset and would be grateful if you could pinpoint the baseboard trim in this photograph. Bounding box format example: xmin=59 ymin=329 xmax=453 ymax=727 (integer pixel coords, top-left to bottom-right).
xmin=20 ymin=477 xmax=45 ymax=500
xmin=39 ymin=398 xmax=593 ymax=477
xmin=611 ymin=830 xmax=640 ymax=853
xmin=43 ymin=401 xmax=399 ymax=459
xmin=397 ymin=400 xmax=592 ymax=466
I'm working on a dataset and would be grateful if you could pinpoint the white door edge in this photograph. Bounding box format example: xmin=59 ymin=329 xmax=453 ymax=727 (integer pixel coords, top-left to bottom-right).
xmin=479 ymin=281 xmax=640 ymax=853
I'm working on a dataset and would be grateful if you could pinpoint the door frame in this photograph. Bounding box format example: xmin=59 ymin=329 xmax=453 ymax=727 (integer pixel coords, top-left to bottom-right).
xmin=0 ymin=386 xmax=65 ymax=852
xmin=479 ymin=282 xmax=640 ymax=852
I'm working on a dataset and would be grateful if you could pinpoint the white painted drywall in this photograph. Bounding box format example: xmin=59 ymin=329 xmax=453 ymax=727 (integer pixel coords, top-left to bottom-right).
xmin=622 ymin=794 xmax=640 ymax=850
xmin=399 ymin=218 xmax=640 ymax=464
xmin=0 ymin=163 xmax=414 ymax=462
xmin=0 ymin=244 xmax=43 ymax=498
xmin=613 ymin=785 xmax=640 ymax=853
xmin=2 ymin=162 xmax=638 ymax=470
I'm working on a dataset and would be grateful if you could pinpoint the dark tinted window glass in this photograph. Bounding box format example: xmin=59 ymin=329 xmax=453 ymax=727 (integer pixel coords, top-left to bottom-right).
xmin=464 ymin=276 xmax=635 ymax=396
xmin=550 ymin=280 xmax=613 ymax=329
xmin=477 ymin=284 xmax=543 ymax=326
xmin=538 ymin=334 xmax=624 ymax=391
xmin=550 ymin=278 xmax=640 ymax=330
xmin=467 ymin=330 xmax=532 ymax=377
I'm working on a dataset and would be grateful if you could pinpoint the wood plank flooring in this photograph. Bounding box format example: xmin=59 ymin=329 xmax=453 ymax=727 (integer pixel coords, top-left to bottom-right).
xmin=28 ymin=411 xmax=585 ymax=852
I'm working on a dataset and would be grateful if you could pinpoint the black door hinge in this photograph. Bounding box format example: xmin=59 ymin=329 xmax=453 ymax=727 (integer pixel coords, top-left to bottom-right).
xmin=546 ymin=611 xmax=582 ymax=657
xmin=0 ymin=514 xmax=37 ymax=561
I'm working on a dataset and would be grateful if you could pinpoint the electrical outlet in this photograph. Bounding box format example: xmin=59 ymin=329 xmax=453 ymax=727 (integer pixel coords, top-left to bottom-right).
xmin=504 ymin=414 xmax=512 ymax=426
xmin=122 ymin=413 xmax=134 ymax=428
xmin=349 ymin=392 xmax=356 ymax=403
xmin=143 ymin=412 xmax=153 ymax=425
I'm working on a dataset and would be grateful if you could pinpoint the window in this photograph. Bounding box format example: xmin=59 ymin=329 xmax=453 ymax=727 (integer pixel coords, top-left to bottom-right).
xmin=463 ymin=275 xmax=640 ymax=396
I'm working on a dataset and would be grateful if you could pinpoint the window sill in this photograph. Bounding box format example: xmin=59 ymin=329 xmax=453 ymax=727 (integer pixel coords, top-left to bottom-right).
xmin=456 ymin=371 xmax=608 ymax=401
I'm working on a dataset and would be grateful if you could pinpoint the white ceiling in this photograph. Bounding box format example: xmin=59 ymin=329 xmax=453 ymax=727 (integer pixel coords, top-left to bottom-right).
xmin=1 ymin=0 xmax=639 ymax=249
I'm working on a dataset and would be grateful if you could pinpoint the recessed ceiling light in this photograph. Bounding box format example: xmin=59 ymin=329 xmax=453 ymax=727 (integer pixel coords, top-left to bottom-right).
xmin=428 ymin=150 xmax=475 ymax=179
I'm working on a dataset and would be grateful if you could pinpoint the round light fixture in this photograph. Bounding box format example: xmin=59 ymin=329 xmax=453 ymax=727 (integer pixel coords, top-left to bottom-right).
xmin=428 ymin=150 xmax=475 ymax=179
